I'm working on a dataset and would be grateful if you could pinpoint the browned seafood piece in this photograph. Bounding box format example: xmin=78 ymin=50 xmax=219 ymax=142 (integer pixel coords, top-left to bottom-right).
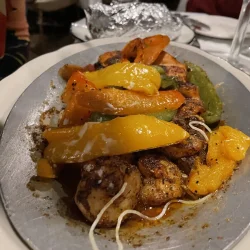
xmin=177 ymin=155 xmax=197 ymax=175
xmin=178 ymin=82 xmax=200 ymax=99
xmin=154 ymin=51 xmax=187 ymax=82
xmin=160 ymin=135 xmax=205 ymax=159
xmin=173 ymin=115 xmax=206 ymax=134
xmin=174 ymin=82 xmax=206 ymax=120
xmin=177 ymin=98 xmax=205 ymax=117
xmin=174 ymin=82 xmax=205 ymax=118
xmin=138 ymin=154 xmax=184 ymax=206
xmin=98 ymin=51 xmax=129 ymax=68
xmin=59 ymin=64 xmax=95 ymax=81
xmin=75 ymin=156 xmax=141 ymax=227
xmin=122 ymin=35 xmax=170 ymax=65
xmin=177 ymin=147 xmax=207 ymax=175
xmin=161 ymin=115 xmax=207 ymax=160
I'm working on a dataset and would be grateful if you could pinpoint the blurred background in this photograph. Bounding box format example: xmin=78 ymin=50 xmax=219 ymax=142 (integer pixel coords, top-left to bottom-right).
xmin=27 ymin=0 xmax=186 ymax=59
xmin=1 ymin=0 xmax=248 ymax=79
xmin=27 ymin=0 xmax=83 ymax=59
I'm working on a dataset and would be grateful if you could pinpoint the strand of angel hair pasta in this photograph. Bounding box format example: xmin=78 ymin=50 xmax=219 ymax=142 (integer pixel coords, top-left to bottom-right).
xmin=116 ymin=193 xmax=213 ymax=250
xmin=89 ymin=182 xmax=128 ymax=250
xmin=189 ymin=121 xmax=212 ymax=142
xmin=214 ymin=82 xmax=224 ymax=89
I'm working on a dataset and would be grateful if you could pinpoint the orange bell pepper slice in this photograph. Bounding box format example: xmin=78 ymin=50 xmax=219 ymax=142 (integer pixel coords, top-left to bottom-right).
xmin=122 ymin=38 xmax=142 ymax=61
xmin=59 ymin=71 xmax=96 ymax=126
xmin=43 ymin=115 xmax=189 ymax=164
xmin=59 ymin=95 xmax=92 ymax=127
xmin=135 ymin=35 xmax=170 ymax=65
xmin=122 ymin=35 xmax=170 ymax=65
xmin=61 ymin=71 xmax=96 ymax=104
xmin=75 ymin=88 xmax=185 ymax=115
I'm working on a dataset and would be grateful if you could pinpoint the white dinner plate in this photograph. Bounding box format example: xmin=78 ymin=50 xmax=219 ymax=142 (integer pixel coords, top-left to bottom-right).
xmin=188 ymin=15 xmax=250 ymax=39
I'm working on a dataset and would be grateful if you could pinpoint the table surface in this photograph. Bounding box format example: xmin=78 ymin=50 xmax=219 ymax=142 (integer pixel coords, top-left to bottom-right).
xmin=0 ymin=39 xmax=250 ymax=250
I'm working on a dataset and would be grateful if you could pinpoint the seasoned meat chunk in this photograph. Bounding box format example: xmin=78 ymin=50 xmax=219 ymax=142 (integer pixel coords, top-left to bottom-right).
xmin=59 ymin=64 xmax=95 ymax=81
xmin=177 ymin=146 xmax=208 ymax=175
xmin=75 ymin=156 xmax=141 ymax=227
xmin=161 ymin=115 xmax=207 ymax=159
xmin=161 ymin=135 xmax=205 ymax=159
xmin=177 ymin=98 xmax=205 ymax=117
xmin=178 ymin=82 xmax=200 ymax=99
xmin=154 ymin=51 xmax=187 ymax=82
xmin=173 ymin=115 xmax=205 ymax=135
xmin=138 ymin=155 xmax=184 ymax=206
xmin=177 ymin=155 xmax=196 ymax=175
xmin=97 ymin=51 xmax=128 ymax=68
xmin=176 ymin=81 xmax=205 ymax=118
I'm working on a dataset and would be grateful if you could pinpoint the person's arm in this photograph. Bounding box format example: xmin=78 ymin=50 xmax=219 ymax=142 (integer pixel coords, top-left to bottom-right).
xmin=0 ymin=0 xmax=29 ymax=79
xmin=6 ymin=0 xmax=29 ymax=41
xmin=0 ymin=0 xmax=6 ymax=58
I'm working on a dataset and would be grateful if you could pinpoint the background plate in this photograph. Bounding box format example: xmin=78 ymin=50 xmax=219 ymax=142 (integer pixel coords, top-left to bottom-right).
xmin=71 ymin=18 xmax=195 ymax=44
xmin=1 ymin=42 xmax=250 ymax=250
xmin=191 ymin=15 xmax=250 ymax=39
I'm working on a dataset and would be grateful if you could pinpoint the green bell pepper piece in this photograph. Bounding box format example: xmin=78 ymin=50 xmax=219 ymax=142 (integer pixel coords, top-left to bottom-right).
xmin=147 ymin=110 xmax=176 ymax=122
xmin=89 ymin=110 xmax=176 ymax=123
xmin=152 ymin=65 xmax=179 ymax=90
xmin=89 ymin=112 xmax=116 ymax=122
xmin=185 ymin=62 xmax=223 ymax=124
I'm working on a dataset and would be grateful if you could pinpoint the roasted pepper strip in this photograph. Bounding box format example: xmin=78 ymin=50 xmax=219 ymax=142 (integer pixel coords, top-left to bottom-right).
xmin=75 ymin=88 xmax=185 ymax=115
xmin=188 ymin=126 xmax=250 ymax=195
xmin=59 ymin=71 xmax=96 ymax=126
xmin=62 ymin=71 xmax=96 ymax=104
xmin=186 ymin=62 xmax=223 ymax=124
xmin=83 ymin=62 xmax=161 ymax=95
xmin=37 ymin=158 xmax=56 ymax=178
xmin=122 ymin=35 xmax=170 ymax=65
xmin=134 ymin=35 xmax=170 ymax=65
xmin=43 ymin=115 xmax=189 ymax=164
xmin=59 ymin=95 xmax=91 ymax=127
xmin=43 ymin=126 xmax=80 ymax=143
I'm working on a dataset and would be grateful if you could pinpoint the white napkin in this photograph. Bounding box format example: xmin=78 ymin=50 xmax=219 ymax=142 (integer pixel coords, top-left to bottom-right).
xmin=198 ymin=37 xmax=232 ymax=55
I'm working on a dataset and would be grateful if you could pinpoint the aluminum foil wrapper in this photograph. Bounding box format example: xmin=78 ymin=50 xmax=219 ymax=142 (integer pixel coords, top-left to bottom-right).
xmin=86 ymin=2 xmax=182 ymax=40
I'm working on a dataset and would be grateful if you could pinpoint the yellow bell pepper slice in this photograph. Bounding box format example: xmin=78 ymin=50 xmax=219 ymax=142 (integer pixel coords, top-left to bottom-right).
xmin=83 ymin=62 xmax=161 ymax=95
xmin=43 ymin=115 xmax=189 ymax=164
xmin=220 ymin=126 xmax=250 ymax=161
xmin=188 ymin=126 xmax=250 ymax=195
xmin=187 ymin=158 xmax=236 ymax=196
